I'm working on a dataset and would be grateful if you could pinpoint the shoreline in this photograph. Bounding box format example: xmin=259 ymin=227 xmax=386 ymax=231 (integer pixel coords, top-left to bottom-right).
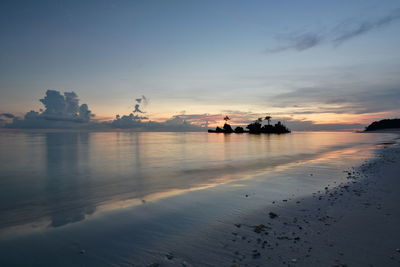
xmin=224 ymin=142 xmax=400 ymax=267
xmin=138 ymin=136 xmax=400 ymax=267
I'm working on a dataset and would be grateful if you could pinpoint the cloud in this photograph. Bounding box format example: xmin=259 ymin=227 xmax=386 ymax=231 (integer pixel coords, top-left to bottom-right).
xmin=271 ymin=86 xmax=400 ymax=115
xmin=158 ymin=111 xmax=365 ymax=131
xmin=268 ymin=8 xmax=400 ymax=53
xmin=333 ymin=9 xmax=400 ymax=45
xmin=132 ymin=95 xmax=149 ymax=114
xmin=110 ymin=114 xmax=205 ymax=131
xmin=268 ymin=33 xmax=324 ymax=53
xmin=5 ymin=90 xmax=95 ymax=129
xmin=281 ymin=118 xmax=364 ymax=131
xmin=166 ymin=113 xmax=222 ymax=127
xmin=1 ymin=113 xmax=15 ymax=118
xmin=39 ymin=90 xmax=94 ymax=122
xmin=0 ymin=113 xmax=16 ymax=126
xmin=4 ymin=86 xmax=392 ymax=131
xmin=4 ymin=91 xmax=207 ymax=131
xmin=133 ymin=104 xmax=145 ymax=113
xmin=141 ymin=95 xmax=149 ymax=106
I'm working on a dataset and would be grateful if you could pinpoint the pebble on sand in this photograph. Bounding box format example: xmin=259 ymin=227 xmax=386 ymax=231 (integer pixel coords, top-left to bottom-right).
xmin=269 ymin=212 xmax=278 ymax=219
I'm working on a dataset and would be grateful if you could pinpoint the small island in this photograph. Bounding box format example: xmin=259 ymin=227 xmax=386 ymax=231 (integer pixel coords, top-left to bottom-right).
xmin=208 ymin=116 xmax=291 ymax=134
xmin=365 ymin=118 xmax=400 ymax=131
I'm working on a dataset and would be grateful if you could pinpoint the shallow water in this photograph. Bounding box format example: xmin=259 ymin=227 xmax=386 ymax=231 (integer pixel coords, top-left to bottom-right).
xmin=0 ymin=131 xmax=396 ymax=266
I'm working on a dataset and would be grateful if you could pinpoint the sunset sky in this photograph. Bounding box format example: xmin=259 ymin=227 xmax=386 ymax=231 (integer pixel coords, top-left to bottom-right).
xmin=1 ymin=0 xmax=399 ymax=130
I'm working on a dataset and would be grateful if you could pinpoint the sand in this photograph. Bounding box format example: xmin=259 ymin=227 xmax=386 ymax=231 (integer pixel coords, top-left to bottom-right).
xmin=142 ymin=139 xmax=400 ymax=267
xmin=222 ymin=145 xmax=400 ymax=267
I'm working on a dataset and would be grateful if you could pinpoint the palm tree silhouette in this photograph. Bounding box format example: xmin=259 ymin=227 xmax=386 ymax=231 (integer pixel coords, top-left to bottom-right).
xmin=224 ymin=116 xmax=230 ymax=122
xmin=265 ymin=115 xmax=271 ymax=125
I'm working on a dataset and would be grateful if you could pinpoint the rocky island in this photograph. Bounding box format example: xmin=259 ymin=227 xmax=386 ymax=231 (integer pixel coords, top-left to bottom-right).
xmin=208 ymin=116 xmax=291 ymax=134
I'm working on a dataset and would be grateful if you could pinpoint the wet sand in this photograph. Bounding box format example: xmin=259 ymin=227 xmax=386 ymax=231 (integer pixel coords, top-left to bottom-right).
xmin=224 ymin=144 xmax=400 ymax=267
xmin=141 ymin=140 xmax=400 ymax=266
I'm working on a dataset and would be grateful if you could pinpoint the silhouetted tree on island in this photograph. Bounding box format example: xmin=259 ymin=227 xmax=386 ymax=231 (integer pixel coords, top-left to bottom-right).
xmin=208 ymin=115 xmax=290 ymax=134
xmin=246 ymin=118 xmax=263 ymax=133
xmin=234 ymin=126 xmax=245 ymax=133
xmin=222 ymin=116 xmax=234 ymax=133
xmin=265 ymin=115 xmax=271 ymax=125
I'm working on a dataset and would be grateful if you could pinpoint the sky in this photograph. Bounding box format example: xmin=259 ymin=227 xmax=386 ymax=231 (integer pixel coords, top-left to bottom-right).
xmin=0 ymin=0 xmax=399 ymax=130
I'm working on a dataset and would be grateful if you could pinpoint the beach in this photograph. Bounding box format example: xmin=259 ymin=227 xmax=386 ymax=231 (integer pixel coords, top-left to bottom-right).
xmin=0 ymin=131 xmax=399 ymax=266
xmin=242 ymin=144 xmax=398 ymax=267
xmin=136 ymin=136 xmax=400 ymax=267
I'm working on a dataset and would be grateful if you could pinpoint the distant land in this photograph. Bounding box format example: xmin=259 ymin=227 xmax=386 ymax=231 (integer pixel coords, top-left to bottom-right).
xmin=365 ymin=119 xmax=400 ymax=131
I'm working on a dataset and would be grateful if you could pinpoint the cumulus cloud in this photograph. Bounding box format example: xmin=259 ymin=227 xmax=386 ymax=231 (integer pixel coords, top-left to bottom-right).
xmin=268 ymin=8 xmax=400 ymax=53
xmin=110 ymin=114 xmax=205 ymax=132
xmin=5 ymin=90 xmax=95 ymax=129
xmin=110 ymin=97 xmax=207 ymax=131
xmin=4 ymin=91 xmax=203 ymax=131
xmin=39 ymin=90 xmax=94 ymax=122
xmin=64 ymin=92 xmax=80 ymax=115
xmin=165 ymin=113 xmax=221 ymax=127
xmin=111 ymin=113 xmax=148 ymax=128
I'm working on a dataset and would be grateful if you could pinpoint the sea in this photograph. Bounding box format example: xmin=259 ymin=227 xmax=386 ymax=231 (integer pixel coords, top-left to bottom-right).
xmin=0 ymin=130 xmax=397 ymax=266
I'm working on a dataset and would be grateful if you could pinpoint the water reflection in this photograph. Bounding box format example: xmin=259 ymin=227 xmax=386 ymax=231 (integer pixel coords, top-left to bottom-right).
xmin=45 ymin=132 xmax=95 ymax=227
xmin=0 ymin=131 xmax=396 ymax=235
xmin=126 ymin=133 xmax=146 ymax=201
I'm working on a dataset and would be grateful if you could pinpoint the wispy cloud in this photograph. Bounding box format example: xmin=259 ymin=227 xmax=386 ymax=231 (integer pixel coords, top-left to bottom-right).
xmin=0 ymin=113 xmax=15 ymax=118
xmin=268 ymin=8 xmax=400 ymax=53
xmin=271 ymin=86 xmax=400 ymax=115
xmin=333 ymin=9 xmax=400 ymax=45
xmin=268 ymin=32 xmax=324 ymax=53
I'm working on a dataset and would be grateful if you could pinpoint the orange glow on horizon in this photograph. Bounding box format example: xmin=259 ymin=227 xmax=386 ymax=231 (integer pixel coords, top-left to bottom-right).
xmin=91 ymin=110 xmax=396 ymax=128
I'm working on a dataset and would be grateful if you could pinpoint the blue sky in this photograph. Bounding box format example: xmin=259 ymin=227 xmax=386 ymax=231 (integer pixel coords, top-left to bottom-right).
xmin=1 ymin=0 xmax=399 ymax=129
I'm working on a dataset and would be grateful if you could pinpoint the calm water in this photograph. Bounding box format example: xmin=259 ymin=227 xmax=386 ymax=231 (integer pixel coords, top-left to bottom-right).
xmin=0 ymin=131 xmax=396 ymax=266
